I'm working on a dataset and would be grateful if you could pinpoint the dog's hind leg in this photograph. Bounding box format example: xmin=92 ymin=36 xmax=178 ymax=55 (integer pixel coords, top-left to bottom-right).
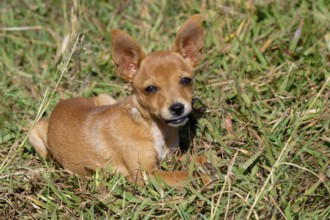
xmin=28 ymin=119 xmax=49 ymax=158
xmin=91 ymin=94 xmax=117 ymax=106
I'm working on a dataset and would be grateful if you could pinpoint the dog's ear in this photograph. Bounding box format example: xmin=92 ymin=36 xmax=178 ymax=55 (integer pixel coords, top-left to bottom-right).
xmin=111 ymin=29 xmax=146 ymax=81
xmin=174 ymin=14 xmax=204 ymax=68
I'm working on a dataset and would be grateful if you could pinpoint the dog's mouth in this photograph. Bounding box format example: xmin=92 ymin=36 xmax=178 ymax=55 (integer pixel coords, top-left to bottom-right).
xmin=165 ymin=115 xmax=189 ymax=127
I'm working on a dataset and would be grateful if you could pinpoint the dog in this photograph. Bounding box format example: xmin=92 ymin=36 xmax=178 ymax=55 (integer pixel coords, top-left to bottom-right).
xmin=29 ymin=14 xmax=211 ymax=187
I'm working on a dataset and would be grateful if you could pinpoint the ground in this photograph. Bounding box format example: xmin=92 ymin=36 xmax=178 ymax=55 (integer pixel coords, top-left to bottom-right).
xmin=0 ymin=0 xmax=329 ymax=219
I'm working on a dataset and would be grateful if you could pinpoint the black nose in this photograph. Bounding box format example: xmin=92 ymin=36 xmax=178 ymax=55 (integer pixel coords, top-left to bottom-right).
xmin=169 ymin=103 xmax=185 ymax=116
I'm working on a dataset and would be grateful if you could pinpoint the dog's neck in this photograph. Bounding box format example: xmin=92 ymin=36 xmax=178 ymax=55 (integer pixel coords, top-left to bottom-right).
xmin=129 ymin=94 xmax=151 ymax=122
xmin=126 ymin=93 xmax=174 ymax=132
xmin=124 ymin=93 xmax=178 ymax=160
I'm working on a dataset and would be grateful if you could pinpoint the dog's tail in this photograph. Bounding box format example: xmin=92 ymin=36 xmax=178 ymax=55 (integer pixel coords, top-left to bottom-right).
xmin=28 ymin=119 xmax=49 ymax=158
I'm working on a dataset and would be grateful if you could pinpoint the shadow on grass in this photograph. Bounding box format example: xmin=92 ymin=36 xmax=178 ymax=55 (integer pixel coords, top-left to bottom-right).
xmin=179 ymin=97 xmax=206 ymax=153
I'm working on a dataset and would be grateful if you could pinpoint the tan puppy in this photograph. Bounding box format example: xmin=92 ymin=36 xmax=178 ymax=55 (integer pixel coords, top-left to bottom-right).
xmin=29 ymin=14 xmax=210 ymax=186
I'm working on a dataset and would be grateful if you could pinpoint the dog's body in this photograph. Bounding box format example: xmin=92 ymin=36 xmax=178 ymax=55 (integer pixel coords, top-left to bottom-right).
xmin=29 ymin=15 xmax=210 ymax=186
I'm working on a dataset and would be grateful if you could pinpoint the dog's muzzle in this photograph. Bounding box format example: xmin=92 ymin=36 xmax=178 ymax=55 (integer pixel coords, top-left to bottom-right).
xmin=166 ymin=115 xmax=189 ymax=127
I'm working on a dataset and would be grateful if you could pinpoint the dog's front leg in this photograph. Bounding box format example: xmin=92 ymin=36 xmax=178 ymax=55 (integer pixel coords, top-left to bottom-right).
xmin=152 ymin=170 xmax=211 ymax=187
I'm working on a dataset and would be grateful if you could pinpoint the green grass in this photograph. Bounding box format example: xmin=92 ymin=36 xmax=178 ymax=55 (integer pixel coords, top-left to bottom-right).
xmin=1 ymin=0 xmax=329 ymax=219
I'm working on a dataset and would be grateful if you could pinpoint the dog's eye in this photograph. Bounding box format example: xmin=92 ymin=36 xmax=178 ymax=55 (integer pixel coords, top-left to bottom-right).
xmin=144 ymin=85 xmax=158 ymax=94
xmin=180 ymin=77 xmax=192 ymax=86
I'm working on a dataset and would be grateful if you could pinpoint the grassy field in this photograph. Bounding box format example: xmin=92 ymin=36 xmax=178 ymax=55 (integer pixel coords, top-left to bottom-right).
xmin=1 ymin=0 xmax=329 ymax=219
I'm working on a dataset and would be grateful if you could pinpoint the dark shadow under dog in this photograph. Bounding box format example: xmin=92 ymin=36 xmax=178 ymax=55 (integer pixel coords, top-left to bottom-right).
xmin=179 ymin=98 xmax=206 ymax=153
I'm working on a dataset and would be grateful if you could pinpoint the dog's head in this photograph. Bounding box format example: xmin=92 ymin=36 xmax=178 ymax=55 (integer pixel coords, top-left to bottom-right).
xmin=111 ymin=15 xmax=204 ymax=127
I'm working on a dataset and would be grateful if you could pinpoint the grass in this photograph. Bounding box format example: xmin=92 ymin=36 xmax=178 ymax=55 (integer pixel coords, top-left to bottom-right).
xmin=0 ymin=0 xmax=329 ymax=219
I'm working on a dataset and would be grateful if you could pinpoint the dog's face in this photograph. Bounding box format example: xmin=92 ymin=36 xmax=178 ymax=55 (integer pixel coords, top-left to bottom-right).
xmin=133 ymin=52 xmax=193 ymax=127
xmin=111 ymin=15 xmax=204 ymax=127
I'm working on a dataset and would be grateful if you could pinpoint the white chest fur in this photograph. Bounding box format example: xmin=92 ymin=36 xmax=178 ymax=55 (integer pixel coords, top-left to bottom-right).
xmin=151 ymin=122 xmax=167 ymax=161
